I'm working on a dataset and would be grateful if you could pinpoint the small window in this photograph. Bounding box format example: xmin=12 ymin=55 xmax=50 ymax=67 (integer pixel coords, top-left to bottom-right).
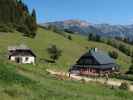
xmin=25 ymin=57 xmax=29 ymax=61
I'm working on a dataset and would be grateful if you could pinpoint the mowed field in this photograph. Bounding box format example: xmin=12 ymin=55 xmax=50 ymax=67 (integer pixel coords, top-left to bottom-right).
xmin=0 ymin=28 xmax=132 ymax=100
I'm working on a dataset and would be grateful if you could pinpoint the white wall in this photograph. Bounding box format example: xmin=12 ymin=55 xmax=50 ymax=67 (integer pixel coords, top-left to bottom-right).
xmin=22 ymin=56 xmax=35 ymax=64
xmin=10 ymin=56 xmax=16 ymax=61
xmin=10 ymin=56 xmax=35 ymax=64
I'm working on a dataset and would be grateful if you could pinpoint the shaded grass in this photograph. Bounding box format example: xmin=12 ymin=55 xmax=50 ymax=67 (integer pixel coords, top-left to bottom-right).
xmin=0 ymin=62 xmax=35 ymax=86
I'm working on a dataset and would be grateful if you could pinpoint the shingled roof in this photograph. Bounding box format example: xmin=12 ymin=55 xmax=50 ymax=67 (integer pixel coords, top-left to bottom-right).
xmin=71 ymin=48 xmax=118 ymax=71
xmin=83 ymin=49 xmax=115 ymax=65
xmin=9 ymin=49 xmax=36 ymax=57
xmin=8 ymin=44 xmax=36 ymax=57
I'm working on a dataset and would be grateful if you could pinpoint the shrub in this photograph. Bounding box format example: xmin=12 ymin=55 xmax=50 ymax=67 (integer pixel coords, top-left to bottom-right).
xmin=88 ymin=33 xmax=101 ymax=42
xmin=119 ymin=82 xmax=129 ymax=90
xmin=116 ymin=74 xmax=133 ymax=81
xmin=108 ymin=51 xmax=118 ymax=59
xmin=0 ymin=24 xmax=14 ymax=32
xmin=106 ymin=39 xmax=131 ymax=57
xmin=119 ymin=44 xmax=131 ymax=56
xmin=126 ymin=64 xmax=133 ymax=74
xmin=80 ymin=78 xmax=86 ymax=84
xmin=95 ymin=34 xmax=101 ymax=42
xmin=126 ymin=58 xmax=133 ymax=74
xmin=67 ymin=35 xmax=72 ymax=40
xmin=16 ymin=24 xmax=30 ymax=35
xmin=47 ymin=45 xmax=62 ymax=63
xmin=110 ymin=85 xmax=116 ymax=90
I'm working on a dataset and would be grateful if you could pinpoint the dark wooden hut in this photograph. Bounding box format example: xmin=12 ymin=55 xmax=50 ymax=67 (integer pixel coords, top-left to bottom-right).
xmin=70 ymin=48 xmax=118 ymax=76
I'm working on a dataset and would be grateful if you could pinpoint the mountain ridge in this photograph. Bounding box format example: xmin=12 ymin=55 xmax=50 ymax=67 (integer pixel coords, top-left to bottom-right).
xmin=42 ymin=19 xmax=133 ymax=40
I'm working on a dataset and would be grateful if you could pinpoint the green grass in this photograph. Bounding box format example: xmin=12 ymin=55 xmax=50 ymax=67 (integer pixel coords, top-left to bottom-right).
xmin=0 ymin=63 xmax=133 ymax=100
xmin=0 ymin=28 xmax=132 ymax=100
xmin=0 ymin=28 xmax=131 ymax=71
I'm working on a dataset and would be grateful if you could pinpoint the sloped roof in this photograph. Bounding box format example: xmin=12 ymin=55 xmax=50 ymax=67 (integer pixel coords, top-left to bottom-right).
xmin=81 ymin=49 xmax=115 ymax=65
xmin=8 ymin=44 xmax=36 ymax=57
xmin=9 ymin=49 xmax=36 ymax=57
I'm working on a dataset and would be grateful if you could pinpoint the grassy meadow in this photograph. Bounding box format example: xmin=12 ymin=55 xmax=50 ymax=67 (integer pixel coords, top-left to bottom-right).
xmin=0 ymin=28 xmax=132 ymax=100
xmin=0 ymin=28 xmax=131 ymax=71
xmin=0 ymin=62 xmax=133 ymax=100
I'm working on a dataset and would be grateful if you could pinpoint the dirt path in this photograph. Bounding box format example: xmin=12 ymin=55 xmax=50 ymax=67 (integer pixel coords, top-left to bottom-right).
xmin=46 ymin=69 xmax=133 ymax=92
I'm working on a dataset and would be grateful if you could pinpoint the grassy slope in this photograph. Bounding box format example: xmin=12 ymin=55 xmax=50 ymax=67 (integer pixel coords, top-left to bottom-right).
xmin=1 ymin=63 xmax=133 ymax=100
xmin=0 ymin=28 xmax=132 ymax=100
xmin=0 ymin=28 xmax=131 ymax=71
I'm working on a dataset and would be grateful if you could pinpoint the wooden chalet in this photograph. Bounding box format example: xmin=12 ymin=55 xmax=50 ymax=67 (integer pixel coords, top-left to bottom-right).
xmin=8 ymin=44 xmax=36 ymax=64
xmin=69 ymin=48 xmax=118 ymax=76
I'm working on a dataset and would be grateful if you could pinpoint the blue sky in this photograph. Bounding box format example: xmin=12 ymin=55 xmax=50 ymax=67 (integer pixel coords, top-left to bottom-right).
xmin=24 ymin=0 xmax=133 ymax=25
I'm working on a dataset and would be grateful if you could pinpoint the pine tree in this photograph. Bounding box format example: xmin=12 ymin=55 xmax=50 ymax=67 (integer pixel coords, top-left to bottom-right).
xmin=24 ymin=15 xmax=37 ymax=38
xmin=31 ymin=9 xmax=37 ymax=21
xmin=23 ymin=4 xmax=29 ymax=13
xmin=0 ymin=0 xmax=37 ymax=38
xmin=31 ymin=9 xmax=37 ymax=31
xmin=0 ymin=0 xmax=17 ymax=24
xmin=88 ymin=33 xmax=93 ymax=41
xmin=16 ymin=0 xmax=37 ymax=38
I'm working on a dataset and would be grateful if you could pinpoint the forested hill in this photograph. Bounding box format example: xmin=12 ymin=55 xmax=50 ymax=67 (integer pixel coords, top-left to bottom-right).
xmin=0 ymin=0 xmax=17 ymax=24
xmin=0 ymin=0 xmax=37 ymax=38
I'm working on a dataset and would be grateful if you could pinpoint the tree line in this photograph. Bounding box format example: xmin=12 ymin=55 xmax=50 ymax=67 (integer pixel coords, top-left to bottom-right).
xmin=0 ymin=0 xmax=37 ymax=38
xmin=88 ymin=33 xmax=132 ymax=57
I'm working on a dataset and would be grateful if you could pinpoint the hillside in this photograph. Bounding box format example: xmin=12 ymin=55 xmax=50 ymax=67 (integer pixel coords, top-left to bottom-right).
xmin=0 ymin=28 xmax=132 ymax=100
xmin=0 ymin=28 xmax=131 ymax=71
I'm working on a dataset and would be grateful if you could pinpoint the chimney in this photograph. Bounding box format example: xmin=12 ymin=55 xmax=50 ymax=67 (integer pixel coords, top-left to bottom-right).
xmin=94 ymin=48 xmax=98 ymax=52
